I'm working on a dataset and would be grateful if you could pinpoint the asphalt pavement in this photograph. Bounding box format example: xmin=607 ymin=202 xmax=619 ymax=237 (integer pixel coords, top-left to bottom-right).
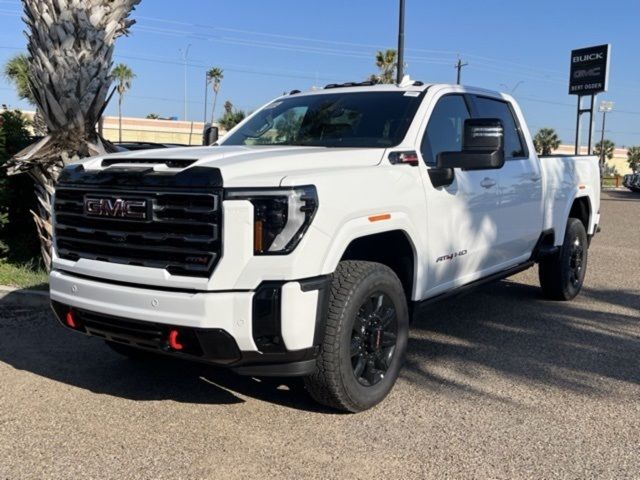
xmin=0 ymin=190 xmax=638 ymax=479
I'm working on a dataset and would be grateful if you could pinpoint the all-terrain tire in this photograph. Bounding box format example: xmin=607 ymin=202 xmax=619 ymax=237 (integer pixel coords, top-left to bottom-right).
xmin=304 ymin=260 xmax=409 ymax=413
xmin=539 ymin=218 xmax=588 ymax=301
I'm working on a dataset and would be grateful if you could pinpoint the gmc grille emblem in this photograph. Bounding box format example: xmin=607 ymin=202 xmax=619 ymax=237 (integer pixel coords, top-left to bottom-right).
xmin=84 ymin=197 xmax=148 ymax=220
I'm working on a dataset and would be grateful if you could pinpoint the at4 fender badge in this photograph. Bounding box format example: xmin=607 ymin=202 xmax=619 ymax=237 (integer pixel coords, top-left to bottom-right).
xmin=436 ymin=250 xmax=468 ymax=263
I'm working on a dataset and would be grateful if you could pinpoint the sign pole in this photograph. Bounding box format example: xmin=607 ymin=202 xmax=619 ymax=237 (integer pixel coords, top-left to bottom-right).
xmin=574 ymin=96 xmax=582 ymax=155
xmin=587 ymin=94 xmax=595 ymax=155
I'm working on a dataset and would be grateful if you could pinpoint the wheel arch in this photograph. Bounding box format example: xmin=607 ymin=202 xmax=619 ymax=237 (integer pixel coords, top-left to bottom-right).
xmin=569 ymin=195 xmax=591 ymax=232
xmin=336 ymin=229 xmax=418 ymax=302
xmin=554 ymin=193 xmax=593 ymax=245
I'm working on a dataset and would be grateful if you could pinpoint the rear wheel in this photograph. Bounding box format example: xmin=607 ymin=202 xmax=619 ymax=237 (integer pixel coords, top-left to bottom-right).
xmin=539 ymin=218 xmax=588 ymax=301
xmin=304 ymin=261 xmax=409 ymax=412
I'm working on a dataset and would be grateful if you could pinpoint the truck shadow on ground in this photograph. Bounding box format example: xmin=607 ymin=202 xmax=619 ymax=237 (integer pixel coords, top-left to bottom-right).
xmin=0 ymin=291 xmax=331 ymax=412
xmin=0 ymin=278 xmax=637 ymax=412
xmin=403 ymin=280 xmax=640 ymax=399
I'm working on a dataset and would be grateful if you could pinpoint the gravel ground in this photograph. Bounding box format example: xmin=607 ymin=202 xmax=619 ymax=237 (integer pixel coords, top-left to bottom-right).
xmin=0 ymin=191 xmax=638 ymax=480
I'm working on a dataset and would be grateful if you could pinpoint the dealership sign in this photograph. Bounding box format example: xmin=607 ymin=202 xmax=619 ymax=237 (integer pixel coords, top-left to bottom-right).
xmin=569 ymin=44 xmax=610 ymax=95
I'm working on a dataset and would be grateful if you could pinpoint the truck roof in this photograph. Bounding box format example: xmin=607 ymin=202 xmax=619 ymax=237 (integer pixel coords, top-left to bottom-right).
xmin=286 ymin=82 xmax=507 ymax=100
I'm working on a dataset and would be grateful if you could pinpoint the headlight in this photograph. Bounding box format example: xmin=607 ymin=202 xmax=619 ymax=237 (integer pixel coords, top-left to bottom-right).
xmin=225 ymin=186 xmax=318 ymax=254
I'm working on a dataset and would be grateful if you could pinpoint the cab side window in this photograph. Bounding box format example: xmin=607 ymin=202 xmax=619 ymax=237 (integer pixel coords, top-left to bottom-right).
xmin=421 ymin=95 xmax=470 ymax=165
xmin=472 ymin=96 xmax=527 ymax=159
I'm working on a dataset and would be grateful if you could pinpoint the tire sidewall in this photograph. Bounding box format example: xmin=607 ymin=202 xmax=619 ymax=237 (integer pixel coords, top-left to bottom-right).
xmin=559 ymin=219 xmax=588 ymax=299
xmin=337 ymin=268 xmax=409 ymax=411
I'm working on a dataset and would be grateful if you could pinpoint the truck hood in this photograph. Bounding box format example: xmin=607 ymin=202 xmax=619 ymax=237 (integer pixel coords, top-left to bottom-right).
xmin=89 ymin=146 xmax=386 ymax=187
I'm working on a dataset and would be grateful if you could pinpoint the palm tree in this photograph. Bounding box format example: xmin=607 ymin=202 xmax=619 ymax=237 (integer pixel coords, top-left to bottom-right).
xmin=206 ymin=67 xmax=224 ymax=124
xmin=112 ymin=63 xmax=136 ymax=142
xmin=7 ymin=0 xmax=141 ymax=269
xmin=146 ymin=113 xmax=161 ymax=120
xmin=627 ymin=146 xmax=640 ymax=173
xmin=369 ymin=49 xmax=397 ymax=84
xmin=4 ymin=54 xmax=32 ymax=102
xmin=218 ymin=100 xmax=246 ymax=131
xmin=533 ymin=128 xmax=561 ymax=156
xmin=4 ymin=53 xmax=47 ymax=135
xmin=595 ymin=139 xmax=615 ymax=162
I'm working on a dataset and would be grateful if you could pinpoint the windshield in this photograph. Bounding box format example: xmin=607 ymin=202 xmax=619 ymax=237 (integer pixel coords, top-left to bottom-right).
xmin=221 ymin=91 xmax=423 ymax=148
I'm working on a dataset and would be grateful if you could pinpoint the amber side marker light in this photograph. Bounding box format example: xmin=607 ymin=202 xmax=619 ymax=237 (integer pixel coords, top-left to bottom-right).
xmin=368 ymin=213 xmax=391 ymax=222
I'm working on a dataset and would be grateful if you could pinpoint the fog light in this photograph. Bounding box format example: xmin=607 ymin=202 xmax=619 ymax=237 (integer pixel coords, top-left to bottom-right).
xmin=168 ymin=329 xmax=184 ymax=351
xmin=65 ymin=309 xmax=77 ymax=329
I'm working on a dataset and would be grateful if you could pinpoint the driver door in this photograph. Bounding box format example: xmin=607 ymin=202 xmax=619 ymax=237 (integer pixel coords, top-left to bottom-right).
xmin=419 ymin=94 xmax=504 ymax=298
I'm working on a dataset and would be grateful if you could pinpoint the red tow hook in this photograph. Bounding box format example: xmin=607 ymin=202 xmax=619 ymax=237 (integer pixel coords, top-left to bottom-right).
xmin=65 ymin=309 xmax=78 ymax=329
xmin=168 ymin=329 xmax=184 ymax=351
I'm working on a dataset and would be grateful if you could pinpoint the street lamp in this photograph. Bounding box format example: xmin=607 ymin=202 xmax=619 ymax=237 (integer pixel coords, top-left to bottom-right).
xmin=598 ymin=101 xmax=614 ymax=169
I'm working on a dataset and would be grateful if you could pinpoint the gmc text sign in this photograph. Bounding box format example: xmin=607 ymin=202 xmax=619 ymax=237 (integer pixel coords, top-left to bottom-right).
xmin=569 ymin=44 xmax=610 ymax=95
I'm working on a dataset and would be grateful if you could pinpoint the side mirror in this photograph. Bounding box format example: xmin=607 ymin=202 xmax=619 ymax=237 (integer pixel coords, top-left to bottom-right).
xmin=436 ymin=118 xmax=505 ymax=170
xmin=203 ymin=123 xmax=219 ymax=146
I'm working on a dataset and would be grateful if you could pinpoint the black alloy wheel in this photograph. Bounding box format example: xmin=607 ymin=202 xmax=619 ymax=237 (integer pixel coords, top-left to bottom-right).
xmin=350 ymin=292 xmax=398 ymax=387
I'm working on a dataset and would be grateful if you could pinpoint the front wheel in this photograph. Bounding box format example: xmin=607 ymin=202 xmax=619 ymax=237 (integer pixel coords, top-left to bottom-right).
xmin=304 ymin=261 xmax=409 ymax=413
xmin=539 ymin=218 xmax=588 ymax=301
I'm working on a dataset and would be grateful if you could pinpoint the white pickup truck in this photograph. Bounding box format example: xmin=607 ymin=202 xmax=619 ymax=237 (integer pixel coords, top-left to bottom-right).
xmin=50 ymin=81 xmax=600 ymax=412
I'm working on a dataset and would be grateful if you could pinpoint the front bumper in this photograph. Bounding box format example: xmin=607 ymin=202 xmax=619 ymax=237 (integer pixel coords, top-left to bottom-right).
xmin=50 ymin=269 xmax=330 ymax=376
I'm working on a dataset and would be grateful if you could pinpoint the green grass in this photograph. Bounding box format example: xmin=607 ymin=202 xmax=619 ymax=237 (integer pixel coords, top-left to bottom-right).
xmin=0 ymin=259 xmax=48 ymax=289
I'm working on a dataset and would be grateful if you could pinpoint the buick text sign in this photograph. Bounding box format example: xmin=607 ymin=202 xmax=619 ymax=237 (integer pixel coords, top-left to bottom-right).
xmin=569 ymin=44 xmax=610 ymax=95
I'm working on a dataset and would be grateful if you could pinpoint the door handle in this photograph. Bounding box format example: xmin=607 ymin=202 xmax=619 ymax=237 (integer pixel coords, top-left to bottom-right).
xmin=480 ymin=178 xmax=496 ymax=189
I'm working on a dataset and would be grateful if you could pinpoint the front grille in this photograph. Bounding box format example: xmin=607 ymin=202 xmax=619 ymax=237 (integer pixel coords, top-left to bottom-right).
xmin=54 ymin=187 xmax=222 ymax=277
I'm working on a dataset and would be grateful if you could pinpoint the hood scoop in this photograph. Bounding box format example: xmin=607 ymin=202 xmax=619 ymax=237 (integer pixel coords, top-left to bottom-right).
xmin=101 ymin=158 xmax=197 ymax=169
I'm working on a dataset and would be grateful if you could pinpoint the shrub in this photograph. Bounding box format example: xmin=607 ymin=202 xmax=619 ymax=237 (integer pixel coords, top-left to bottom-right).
xmin=0 ymin=109 xmax=41 ymax=262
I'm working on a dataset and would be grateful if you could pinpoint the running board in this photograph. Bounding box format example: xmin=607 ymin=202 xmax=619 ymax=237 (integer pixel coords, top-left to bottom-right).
xmin=413 ymin=261 xmax=534 ymax=313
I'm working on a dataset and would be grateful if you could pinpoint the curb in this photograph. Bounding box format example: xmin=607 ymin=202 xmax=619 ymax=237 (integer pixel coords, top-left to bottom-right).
xmin=0 ymin=285 xmax=50 ymax=307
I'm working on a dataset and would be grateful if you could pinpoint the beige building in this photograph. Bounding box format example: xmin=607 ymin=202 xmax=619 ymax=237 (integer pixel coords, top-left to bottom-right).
xmin=23 ymin=111 xmax=217 ymax=146
xmin=100 ymin=116 xmax=210 ymax=146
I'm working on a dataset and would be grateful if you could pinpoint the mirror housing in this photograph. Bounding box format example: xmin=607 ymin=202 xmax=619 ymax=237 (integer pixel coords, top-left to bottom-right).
xmin=436 ymin=118 xmax=505 ymax=171
xmin=203 ymin=123 xmax=219 ymax=146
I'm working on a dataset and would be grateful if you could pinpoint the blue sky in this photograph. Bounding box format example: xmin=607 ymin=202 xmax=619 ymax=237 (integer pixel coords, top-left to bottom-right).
xmin=1 ymin=0 xmax=639 ymax=146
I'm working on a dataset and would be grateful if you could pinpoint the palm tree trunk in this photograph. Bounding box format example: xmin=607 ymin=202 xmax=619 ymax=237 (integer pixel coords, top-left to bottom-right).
xmin=32 ymin=109 xmax=47 ymax=136
xmin=211 ymin=91 xmax=218 ymax=125
xmin=118 ymin=94 xmax=123 ymax=143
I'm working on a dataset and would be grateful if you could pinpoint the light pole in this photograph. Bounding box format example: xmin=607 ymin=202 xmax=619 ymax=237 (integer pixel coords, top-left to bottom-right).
xmin=180 ymin=44 xmax=192 ymax=121
xmin=598 ymin=101 xmax=614 ymax=171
